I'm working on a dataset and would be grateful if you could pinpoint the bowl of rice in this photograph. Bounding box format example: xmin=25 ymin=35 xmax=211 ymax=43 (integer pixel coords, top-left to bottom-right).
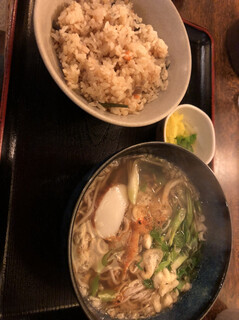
xmin=34 ymin=0 xmax=191 ymax=127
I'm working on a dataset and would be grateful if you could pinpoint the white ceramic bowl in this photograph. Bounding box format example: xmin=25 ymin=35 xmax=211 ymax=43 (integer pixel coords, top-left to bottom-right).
xmin=163 ymin=104 xmax=216 ymax=164
xmin=34 ymin=0 xmax=191 ymax=127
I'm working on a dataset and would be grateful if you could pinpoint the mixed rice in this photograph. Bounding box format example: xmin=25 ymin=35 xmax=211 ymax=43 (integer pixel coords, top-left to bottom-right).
xmin=51 ymin=0 xmax=169 ymax=116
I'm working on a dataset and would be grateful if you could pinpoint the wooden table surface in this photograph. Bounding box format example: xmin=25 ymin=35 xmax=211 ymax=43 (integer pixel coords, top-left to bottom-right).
xmin=172 ymin=0 xmax=239 ymax=318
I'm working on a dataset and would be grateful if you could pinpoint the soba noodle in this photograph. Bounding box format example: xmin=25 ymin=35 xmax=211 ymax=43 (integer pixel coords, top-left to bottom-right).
xmin=72 ymin=155 xmax=206 ymax=319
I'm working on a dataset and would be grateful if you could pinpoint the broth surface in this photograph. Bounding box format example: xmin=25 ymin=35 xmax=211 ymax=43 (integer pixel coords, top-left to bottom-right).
xmin=72 ymin=155 xmax=206 ymax=319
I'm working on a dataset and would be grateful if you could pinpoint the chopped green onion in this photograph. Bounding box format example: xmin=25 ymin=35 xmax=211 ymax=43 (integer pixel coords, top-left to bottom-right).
xmin=183 ymin=220 xmax=191 ymax=244
xmin=136 ymin=257 xmax=143 ymax=270
xmin=100 ymin=102 xmax=128 ymax=108
xmin=150 ymin=229 xmax=169 ymax=252
xmin=177 ymin=280 xmax=187 ymax=291
xmin=90 ymin=274 xmax=99 ymax=297
xmin=186 ymin=189 xmax=193 ymax=227
xmin=143 ymin=279 xmax=154 ymax=289
xmin=94 ymin=261 xmax=104 ymax=274
xmin=176 ymin=134 xmax=197 ymax=152
xmin=150 ymin=229 xmax=162 ymax=241
xmin=155 ymin=248 xmax=178 ymax=274
xmin=98 ymin=289 xmax=117 ymax=302
xmin=174 ymin=231 xmax=186 ymax=248
xmin=102 ymin=249 xmax=114 ymax=267
xmin=177 ymin=265 xmax=187 ymax=279
xmin=188 ymin=236 xmax=198 ymax=252
xmin=171 ymin=253 xmax=189 ymax=271
xmin=167 ymin=208 xmax=186 ymax=246
xmin=127 ymin=160 xmax=139 ymax=205
xmin=155 ymin=260 xmax=171 ymax=273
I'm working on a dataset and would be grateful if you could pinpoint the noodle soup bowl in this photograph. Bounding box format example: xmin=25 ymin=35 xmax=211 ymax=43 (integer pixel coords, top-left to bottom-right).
xmin=68 ymin=142 xmax=231 ymax=320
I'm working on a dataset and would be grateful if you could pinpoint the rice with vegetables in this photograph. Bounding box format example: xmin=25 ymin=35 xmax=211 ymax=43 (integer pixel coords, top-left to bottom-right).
xmin=51 ymin=0 xmax=169 ymax=116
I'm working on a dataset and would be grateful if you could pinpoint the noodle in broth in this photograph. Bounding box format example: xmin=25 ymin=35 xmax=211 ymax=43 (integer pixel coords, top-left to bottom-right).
xmin=72 ymin=155 xmax=206 ymax=319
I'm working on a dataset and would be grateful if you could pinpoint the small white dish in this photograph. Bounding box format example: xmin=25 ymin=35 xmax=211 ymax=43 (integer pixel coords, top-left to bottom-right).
xmin=164 ymin=104 xmax=216 ymax=164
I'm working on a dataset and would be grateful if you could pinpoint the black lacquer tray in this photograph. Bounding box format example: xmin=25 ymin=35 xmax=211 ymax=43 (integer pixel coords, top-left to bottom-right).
xmin=0 ymin=1 xmax=214 ymax=318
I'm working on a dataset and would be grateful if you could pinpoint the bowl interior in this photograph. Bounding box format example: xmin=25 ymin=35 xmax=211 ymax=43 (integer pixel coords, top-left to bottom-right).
xmin=68 ymin=142 xmax=231 ymax=320
xmin=34 ymin=0 xmax=191 ymax=127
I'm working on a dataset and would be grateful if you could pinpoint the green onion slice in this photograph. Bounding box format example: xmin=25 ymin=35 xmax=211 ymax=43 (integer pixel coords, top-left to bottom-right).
xmin=100 ymin=102 xmax=128 ymax=108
